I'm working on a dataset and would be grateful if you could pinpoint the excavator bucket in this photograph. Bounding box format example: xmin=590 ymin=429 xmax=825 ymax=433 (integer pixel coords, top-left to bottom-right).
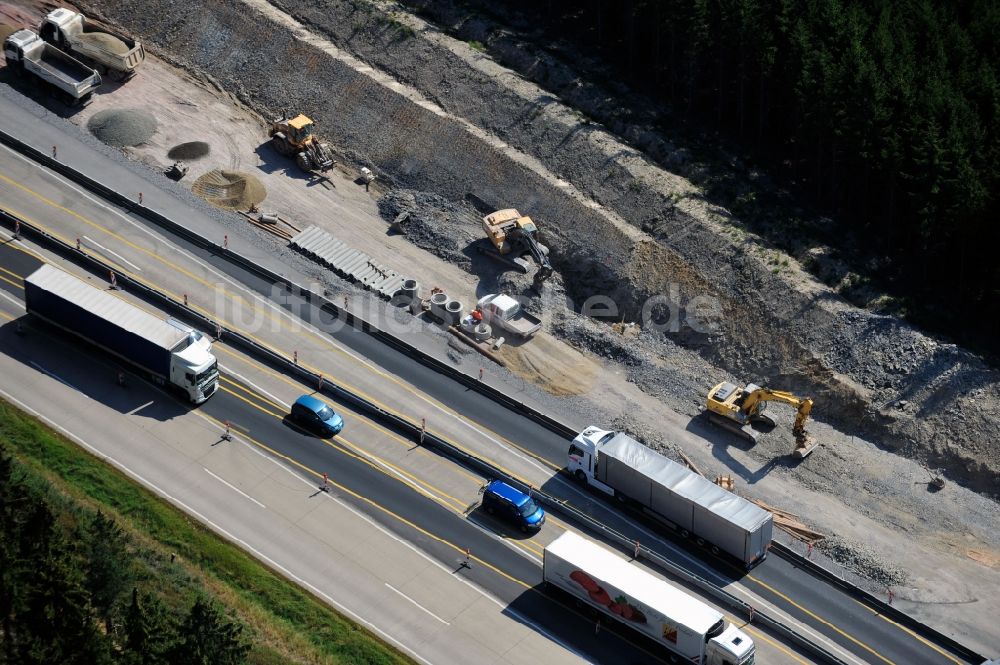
xmin=792 ymin=433 xmax=818 ymax=459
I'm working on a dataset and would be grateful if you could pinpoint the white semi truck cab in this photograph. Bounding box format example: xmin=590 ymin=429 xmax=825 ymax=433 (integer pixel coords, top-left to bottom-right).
xmin=568 ymin=425 xmax=773 ymax=568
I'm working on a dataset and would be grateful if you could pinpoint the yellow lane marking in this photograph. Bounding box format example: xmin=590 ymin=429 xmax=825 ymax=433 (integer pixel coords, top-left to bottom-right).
xmin=5 ymin=195 xmax=552 ymax=485
xmin=220 ymin=375 xmax=286 ymax=413
xmin=748 ymin=574 xmax=897 ymax=665
xmin=328 ymin=435 xmax=468 ymax=512
xmin=214 ymin=346 xmax=484 ymax=487
xmin=218 ymin=378 xmax=467 ymax=512
xmin=4 ymin=184 xmax=895 ymax=661
xmin=851 ymin=598 xmax=963 ymax=665
xmin=0 ymin=264 xmax=24 ymax=281
xmin=218 ymin=385 xmax=284 ymax=419
xmin=742 ymin=624 xmax=811 ymax=665
xmin=0 ymin=272 xmax=21 ymax=290
xmin=192 ymin=409 xmax=532 ymax=589
xmin=0 ymin=310 xmax=14 ymax=321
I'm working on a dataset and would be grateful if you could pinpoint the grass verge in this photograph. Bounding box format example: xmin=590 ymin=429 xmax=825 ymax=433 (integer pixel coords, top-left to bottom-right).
xmin=0 ymin=397 xmax=416 ymax=665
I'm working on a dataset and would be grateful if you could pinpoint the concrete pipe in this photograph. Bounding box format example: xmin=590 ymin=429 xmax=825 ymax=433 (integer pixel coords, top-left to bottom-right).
xmin=473 ymin=323 xmax=492 ymax=341
xmin=398 ymin=278 xmax=418 ymax=308
xmin=445 ymin=299 xmax=463 ymax=325
xmin=429 ymin=291 xmax=449 ymax=322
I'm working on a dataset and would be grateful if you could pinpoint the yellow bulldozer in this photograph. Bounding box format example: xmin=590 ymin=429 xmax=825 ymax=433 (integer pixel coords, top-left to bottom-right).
xmin=480 ymin=209 xmax=553 ymax=290
xmin=269 ymin=113 xmax=336 ymax=172
xmin=706 ymin=381 xmax=817 ymax=458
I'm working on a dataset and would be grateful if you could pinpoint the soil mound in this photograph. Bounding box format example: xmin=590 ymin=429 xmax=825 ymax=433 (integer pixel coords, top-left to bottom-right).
xmin=78 ymin=32 xmax=129 ymax=55
xmin=167 ymin=141 xmax=211 ymax=160
xmin=192 ymin=169 xmax=266 ymax=209
xmin=88 ymin=109 xmax=157 ymax=147
xmin=0 ymin=24 xmax=17 ymax=44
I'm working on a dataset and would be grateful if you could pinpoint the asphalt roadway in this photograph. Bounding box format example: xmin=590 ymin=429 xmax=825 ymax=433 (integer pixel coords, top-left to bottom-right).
xmin=0 ymin=92 xmax=981 ymax=665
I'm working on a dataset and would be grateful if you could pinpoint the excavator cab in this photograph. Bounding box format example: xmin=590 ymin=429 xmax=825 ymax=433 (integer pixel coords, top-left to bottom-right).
xmin=706 ymin=381 xmax=817 ymax=458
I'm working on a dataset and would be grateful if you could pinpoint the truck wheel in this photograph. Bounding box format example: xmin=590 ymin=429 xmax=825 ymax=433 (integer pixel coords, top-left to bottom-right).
xmin=680 ymin=529 xmax=690 ymax=539
xmin=696 ymin=538 xmax=705 ymax=547
xmin=574 ymin=470 xmax=587 ymax=484
xmin=615 ymin=490 xmax=627 ymax=504
xmin=711 ymin=546 xmax=720 ymax=555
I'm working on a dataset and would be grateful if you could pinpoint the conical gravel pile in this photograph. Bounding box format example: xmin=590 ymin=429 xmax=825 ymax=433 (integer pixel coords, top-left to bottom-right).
xmin=192 ymin=169 xmax=266 ymax=210
xmin=88 ymin=109 xmax=158 ymax=147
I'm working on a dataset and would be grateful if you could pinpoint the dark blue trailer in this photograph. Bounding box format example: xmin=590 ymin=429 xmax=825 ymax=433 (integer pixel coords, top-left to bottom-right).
xmin=23 ymin=264 xmax=217 ymax=403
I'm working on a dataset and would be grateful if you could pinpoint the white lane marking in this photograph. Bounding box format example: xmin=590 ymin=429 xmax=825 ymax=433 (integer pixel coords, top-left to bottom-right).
xmin=0 ymin=389 xmax=437 ymax=665
xmin=219 ymin=365 xmax=289 ymax=409
xmin=81 ymin=235 xmax=143 ymax=271
xmin=204 ymin=467 xmax=266 ymax=508
xmin=0 ymin=289 xmax=24 ymax=308
xmin=385 ymin=583 xmax=450 ymax=625
xmin=126 ymin=400 xmax=155 ymax=416
xmin=4 ymin=141 xmax=851 ymax=663
xmin=29 ymin=360 xmax=78 ymax=390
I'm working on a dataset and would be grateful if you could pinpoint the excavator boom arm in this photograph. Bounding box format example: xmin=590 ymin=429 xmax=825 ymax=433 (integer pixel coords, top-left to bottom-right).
xmin=743 ymin=389 xmax=813 ymax=433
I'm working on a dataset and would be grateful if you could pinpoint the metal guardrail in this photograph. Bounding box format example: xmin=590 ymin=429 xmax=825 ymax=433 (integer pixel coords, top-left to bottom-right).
xmin=0 ymin=206 xmax=848 ymax=665
xmin=0 ymin=127 xmax=987 ymax=664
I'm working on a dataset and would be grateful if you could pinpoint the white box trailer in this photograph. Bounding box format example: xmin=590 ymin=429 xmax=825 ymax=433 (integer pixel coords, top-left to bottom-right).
xmin=544 ymin=532 xmax=755 ymax=665
xmin=568 ymin=427 xmax=772 ymax=567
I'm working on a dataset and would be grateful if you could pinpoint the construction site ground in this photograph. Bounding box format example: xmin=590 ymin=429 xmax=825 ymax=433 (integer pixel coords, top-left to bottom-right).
xmin=1 ymin=0 xmax=998 ymax=656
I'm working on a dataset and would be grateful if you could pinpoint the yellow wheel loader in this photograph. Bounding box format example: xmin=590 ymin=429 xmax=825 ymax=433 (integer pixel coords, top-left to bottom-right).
xmin=269 ymin=113 xmax=336 ymax=172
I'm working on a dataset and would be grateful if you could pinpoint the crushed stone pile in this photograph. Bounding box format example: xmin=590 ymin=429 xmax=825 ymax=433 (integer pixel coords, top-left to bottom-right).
xmin=78 ymin=31 xmax=129 ymax=55
xmin=818 ymin=536 xmax=910 ymax=587
xmin=377 ymin=190 xmax=479 ymax=268
xmin=167 ymin=141 xmax=211 ymax=160
xmin=192 ymin=169 xmax=266 ymax=210
xmin=87 ymin=109 xmax=157 ymax=147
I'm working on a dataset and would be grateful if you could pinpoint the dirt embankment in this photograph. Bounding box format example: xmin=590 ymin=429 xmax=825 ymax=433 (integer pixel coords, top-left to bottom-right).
xmin=77 ymin=0 xmax=1000 ymax=495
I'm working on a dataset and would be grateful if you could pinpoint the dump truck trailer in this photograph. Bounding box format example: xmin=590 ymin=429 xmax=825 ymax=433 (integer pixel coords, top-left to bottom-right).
xmin=39 ymin=8 xmax=143 ymax=80
xmin=544 ymin=532 xmax=755 ymax=665
xmin=4 ymin=29 xmax=100 ymax=105
xmin=23 ymin=265 xmax=218 ymax=404
xmin=568 ymin=427 xmax=772 ymax=567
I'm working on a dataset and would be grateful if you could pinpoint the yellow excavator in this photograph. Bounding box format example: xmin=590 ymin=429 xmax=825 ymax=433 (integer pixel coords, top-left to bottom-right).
xmin=481 ymin=209 xmax=553 ymax=290
xmin=269 ymin=113 xmax=336 ymax=172
xmin=706 ymin=381 xmax=818 ymax=458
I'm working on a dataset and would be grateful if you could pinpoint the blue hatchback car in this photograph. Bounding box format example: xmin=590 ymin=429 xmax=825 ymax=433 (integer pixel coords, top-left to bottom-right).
xmin=481 ymin=480 xmax=545 ymax=532
xmin=290 ymin=394 xmax=344 ymax=436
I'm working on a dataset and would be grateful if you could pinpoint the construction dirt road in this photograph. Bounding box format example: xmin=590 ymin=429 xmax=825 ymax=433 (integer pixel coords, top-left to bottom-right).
xmin=2 ymin=0 xmax=998 ymax=655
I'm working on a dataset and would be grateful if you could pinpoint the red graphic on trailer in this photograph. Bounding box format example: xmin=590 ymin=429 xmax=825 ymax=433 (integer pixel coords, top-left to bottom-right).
xmin=569 ymin=570 xmax=647 ymax=624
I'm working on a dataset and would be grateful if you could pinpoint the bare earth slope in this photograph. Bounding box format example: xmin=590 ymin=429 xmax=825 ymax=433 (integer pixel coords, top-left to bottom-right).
xmin=36 ymin=0 xmax=1000 ymax=653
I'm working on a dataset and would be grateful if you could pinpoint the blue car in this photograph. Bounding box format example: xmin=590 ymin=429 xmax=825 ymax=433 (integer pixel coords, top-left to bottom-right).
xmin=481 ymin=480 xmax=545 ymax=532
xmin=290 ymin=394 xmax=344 ymax=436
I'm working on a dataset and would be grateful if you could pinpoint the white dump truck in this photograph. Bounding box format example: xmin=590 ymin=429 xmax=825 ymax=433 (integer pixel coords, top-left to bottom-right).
xmin=544 ymin=532 xmax=756 ymax=665
xmin=568 ymin=427 xmax=773 ymax=567
xmin=23 ymin=264 xmax=218 ymax=404
xmin=476 ymin=293 xmax=541 ymax=338
xmin=39 ymin=8 xmax=144 ymax=81
xmin=4 ymin=29 xmax=101 ymax=105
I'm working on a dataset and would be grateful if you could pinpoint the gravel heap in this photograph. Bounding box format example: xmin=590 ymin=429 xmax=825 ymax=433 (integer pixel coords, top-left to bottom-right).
xmin=167 ymin=141 xmax=211 ymax=160
xmin=818 ymin=536 xmax=910 ymax=587
xmin=377 ymin=190 xmax=480 ymax=268
xmin=191 ymin=169 xmax=266 ymax=209
xmin=78 ymin=31 xmax=129 ymax=55
xmin=87 ymin=109 xmax=157 ymax=147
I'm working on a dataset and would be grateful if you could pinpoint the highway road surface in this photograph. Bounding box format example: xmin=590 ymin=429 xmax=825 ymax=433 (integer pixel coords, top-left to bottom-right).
xmin=0 ymin=92 xmax=981 ymax=665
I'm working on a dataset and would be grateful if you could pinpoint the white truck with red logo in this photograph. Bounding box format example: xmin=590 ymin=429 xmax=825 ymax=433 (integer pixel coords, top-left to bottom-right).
xmin=544 ymin=532 xmax=755 ymax=665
